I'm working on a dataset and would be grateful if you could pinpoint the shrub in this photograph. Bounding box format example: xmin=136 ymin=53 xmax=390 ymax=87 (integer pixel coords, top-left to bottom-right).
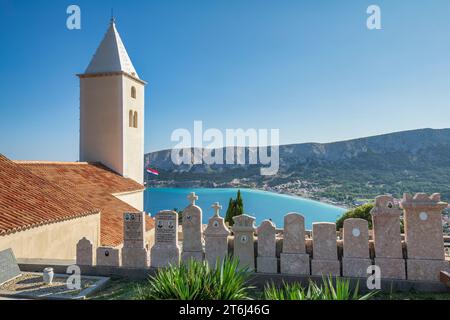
xmin=336 ymin=204 xmax=374 ymax=230
xmin=135 ymin=257 xmax=253 ymax=300
xmin=264 ymin=276 xmax=378 ymax=300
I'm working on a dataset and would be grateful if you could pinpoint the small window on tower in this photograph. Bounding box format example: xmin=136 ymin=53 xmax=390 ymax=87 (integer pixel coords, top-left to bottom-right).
xmin=129 ymin=110 xmax=133 ymax=127
xmin=131 ymin=86 xmax=136 ymax=99
xmin=133 ymin=111 xmax=138 ymax=128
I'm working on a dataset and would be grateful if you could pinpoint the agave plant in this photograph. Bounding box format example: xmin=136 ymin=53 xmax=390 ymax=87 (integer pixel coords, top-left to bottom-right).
xmin=134 ymin=256 xmax=253 ymax=300
xmin=264 ymin=275 xmax=378 ymax=300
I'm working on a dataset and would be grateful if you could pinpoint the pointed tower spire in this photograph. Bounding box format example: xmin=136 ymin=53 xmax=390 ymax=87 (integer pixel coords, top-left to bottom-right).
xmin=85 ymin=19 xmax=138 ymax=78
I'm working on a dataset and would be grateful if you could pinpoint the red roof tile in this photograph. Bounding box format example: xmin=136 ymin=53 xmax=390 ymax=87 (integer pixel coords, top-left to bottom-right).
xmin=0 ymin=154 xmax=99 ymax=235
xmin=15 ymin=160 xmax=153 ymax=247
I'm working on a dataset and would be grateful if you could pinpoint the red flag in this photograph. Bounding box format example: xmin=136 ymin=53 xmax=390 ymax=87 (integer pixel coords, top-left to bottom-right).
xmin=146 ymin=167 xmax=159 ymax=176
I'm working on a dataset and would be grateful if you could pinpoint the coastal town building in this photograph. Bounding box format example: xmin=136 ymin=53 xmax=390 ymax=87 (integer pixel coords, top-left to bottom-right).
xmin=0 ymin=19 xmax=153 ymax=261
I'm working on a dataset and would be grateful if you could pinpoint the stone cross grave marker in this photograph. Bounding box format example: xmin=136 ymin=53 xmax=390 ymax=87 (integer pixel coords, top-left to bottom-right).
xmin=76 ymin=237 xmax=94 ymax=266
xmin=280 ymin=213 xmax=310 ymax=275
xmin=182 ymin=192 xmax=204 ymax=262
xmin=96 ymin=247 xmax=121 ymax=266
xmin=311 ymin=222 xmax=340 ymax=276
xmin=151 ymin=210 xmax=181 ymax=268
xmin=232 ymin=214 xmax=256 ymax=271
xmin=122 ymin=212 xmax=149 ymax=268
xmin=370 ymin=195 xmax=406 ymax=280
xmin=342 ymin=218 xmax=372 ymax=277
xmin=257 ymin=220 xmax=278 ymax=273
xmin=0 ymin=248 xmax=21 ymax=286
xmin=204 ymin=202 xmax=230 ymax=266
xmin=400 ymin=193 xmax=450 ymax=281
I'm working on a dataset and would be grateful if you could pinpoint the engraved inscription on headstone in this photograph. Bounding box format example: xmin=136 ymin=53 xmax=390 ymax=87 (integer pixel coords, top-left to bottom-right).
xmin=122 ymin=212 xmax=148 ymax=268
xmin=0 ymin=248 xmax=22 ymax=285
xmin=151 ymin=210 xmax=181 ymax=268
xmin=156 ymin=214 xmax=177 ymax=243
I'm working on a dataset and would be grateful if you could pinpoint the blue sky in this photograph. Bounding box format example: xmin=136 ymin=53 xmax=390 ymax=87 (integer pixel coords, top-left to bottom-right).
xmin=1 ymin=0 xmax=450 ymax=161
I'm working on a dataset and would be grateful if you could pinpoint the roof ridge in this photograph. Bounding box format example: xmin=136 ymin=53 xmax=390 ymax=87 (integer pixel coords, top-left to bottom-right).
xmin=14 ymin=160 xmax=90 ymax=165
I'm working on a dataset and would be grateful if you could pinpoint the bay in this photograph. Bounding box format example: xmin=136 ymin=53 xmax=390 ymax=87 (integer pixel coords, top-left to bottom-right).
xmin=145 ymin=188 xmax=347 ymax=229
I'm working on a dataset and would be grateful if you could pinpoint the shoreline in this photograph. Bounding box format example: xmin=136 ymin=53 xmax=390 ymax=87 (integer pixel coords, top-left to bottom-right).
xmin=145 ymin=184 xmax=350 ymax=211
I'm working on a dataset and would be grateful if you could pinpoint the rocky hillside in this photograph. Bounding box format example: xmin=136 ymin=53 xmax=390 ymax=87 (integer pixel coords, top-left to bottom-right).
xmin=145 ymin=128 xmax=450 ymax=203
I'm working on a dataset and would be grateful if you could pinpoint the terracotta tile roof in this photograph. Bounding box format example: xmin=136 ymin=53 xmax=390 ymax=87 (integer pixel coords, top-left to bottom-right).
xmin=0 ymin=154 xmax=100 ymax=235
xmin=15 ymin=160 xmax=154 ymax=247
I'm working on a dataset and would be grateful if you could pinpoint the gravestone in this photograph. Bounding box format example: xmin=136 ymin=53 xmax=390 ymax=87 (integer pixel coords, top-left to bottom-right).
xmin=280 ymin=213 xmax=310 ymax=275
xmin=204 ymin=202 xmax=230 ymax=266
xmin=96 ymin=247 xmax=121 ymax=266
xmin=257 ymin=220 xmax=277 ymax=273
xmin=311 ymin=222 xmax=340 ymax=276
xmin=182 ymin=192 xmax=204 ymax=262
xmin=371 ymin=195 xmax=406 ymax=280
xmin=0 ymin=248 xmax=21 ymax=286
xmin=232 ymin=214 xmax=256 ymax=271
xmin=342 ymin=218 xmax=372 ymax=277
xmin=151 ymin=210 xmax=181 ymax=268
xmin=122 ymin=212 xmax=149 ymax=268
xmin=400 ymin=193 xmax=450 ymax=281
xmin=76 ymin=237 xmax=94 ymax=266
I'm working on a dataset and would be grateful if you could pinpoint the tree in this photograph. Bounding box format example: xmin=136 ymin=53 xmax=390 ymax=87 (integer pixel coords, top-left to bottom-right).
xmin=225 ymin=190 xmax=245 ymax=226
xmin=173 ymin=208 xmax=183 ymax=225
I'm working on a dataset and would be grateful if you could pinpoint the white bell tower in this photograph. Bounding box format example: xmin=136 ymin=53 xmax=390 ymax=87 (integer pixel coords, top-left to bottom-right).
xmin=78 ymin=18 xmax=146 ymax=184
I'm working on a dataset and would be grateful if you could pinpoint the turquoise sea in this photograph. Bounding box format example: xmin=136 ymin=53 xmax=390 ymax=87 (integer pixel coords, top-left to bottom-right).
xmin=144 ymin=188 xmax=347 ymax=229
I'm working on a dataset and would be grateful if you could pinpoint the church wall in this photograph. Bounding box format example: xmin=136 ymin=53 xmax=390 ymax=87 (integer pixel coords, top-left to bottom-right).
xmin=113 ymin=189 xmax=144 ymax=211
xmin=0 ymin=213 xmax=100 ymax=261
xmin=80 ymin=75 xmax=124 ymax=176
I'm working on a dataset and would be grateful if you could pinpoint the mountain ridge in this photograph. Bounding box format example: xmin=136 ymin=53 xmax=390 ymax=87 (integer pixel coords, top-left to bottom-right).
xmin=145 ymin=128 xmax=450 ymax=204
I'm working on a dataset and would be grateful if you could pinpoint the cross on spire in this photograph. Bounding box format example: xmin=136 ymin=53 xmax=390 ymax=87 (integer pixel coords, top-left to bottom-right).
xmin=212 ymin=202 xmax=222 ymax=217
xmin=187 ymin=192 xmax=198 ymax=205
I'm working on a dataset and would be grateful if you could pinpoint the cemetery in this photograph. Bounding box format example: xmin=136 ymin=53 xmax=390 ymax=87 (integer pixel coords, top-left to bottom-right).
xmin=1 ymin=191 xmax=449 ymax=300
xmin=2 ymin=191 xmax=448 ymax=300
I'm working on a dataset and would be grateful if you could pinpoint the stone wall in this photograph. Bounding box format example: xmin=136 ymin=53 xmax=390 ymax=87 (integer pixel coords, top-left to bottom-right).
xmin=2 ymin=213 xmax=100 ymax=261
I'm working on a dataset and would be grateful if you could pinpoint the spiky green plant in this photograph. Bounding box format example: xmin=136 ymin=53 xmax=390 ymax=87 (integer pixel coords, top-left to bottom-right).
xmin=264 ymin=276 xmax=378 ymax=300
xmin=134 ymin=257 xmax=253 ymax=300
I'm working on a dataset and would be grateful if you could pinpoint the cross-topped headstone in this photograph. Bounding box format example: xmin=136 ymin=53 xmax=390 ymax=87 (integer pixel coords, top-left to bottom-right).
xmin=204 ymin=202 xmax=230 ymax=267
xmin=212 ymin=202 xmax=222 ymax=217
xmin=182 ymin=194 xmax=204 ymax=262
xmin=187 ymin=192 xmax=198 ymax=206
